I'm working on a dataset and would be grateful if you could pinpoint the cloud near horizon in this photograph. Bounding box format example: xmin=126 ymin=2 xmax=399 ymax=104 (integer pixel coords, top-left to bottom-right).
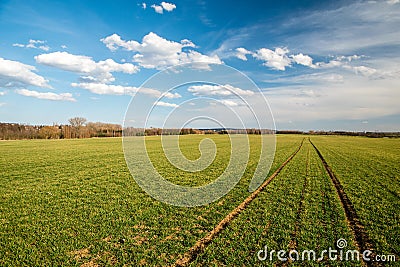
xmin=16 ymin=89 xmax=76 ymax=102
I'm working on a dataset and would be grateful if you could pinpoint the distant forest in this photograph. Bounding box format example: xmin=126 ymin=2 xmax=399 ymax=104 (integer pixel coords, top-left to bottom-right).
xmin=0 ymin=117 xmax=122 ymax=140
xmin=0 ymin=117 xmax=399 ymax=140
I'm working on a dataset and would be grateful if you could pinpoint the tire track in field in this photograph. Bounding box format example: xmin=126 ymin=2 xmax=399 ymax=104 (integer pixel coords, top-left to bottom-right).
xmin=174 ymin=138 xmax=305 ymax=267
xmin=309 ymin=138 xmax=381 ymax=267
xmin=319 ymin=145 xmax=400 ymax=201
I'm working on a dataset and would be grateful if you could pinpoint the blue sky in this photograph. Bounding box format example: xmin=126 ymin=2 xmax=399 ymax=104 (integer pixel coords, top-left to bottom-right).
xmin=0 ymin=0 xmax=399 ymax=131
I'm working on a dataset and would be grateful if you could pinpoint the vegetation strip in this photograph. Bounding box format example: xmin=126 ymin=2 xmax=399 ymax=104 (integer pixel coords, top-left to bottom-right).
xmin=174 ymin=138 xmax=305 ymax=267
xmin=280 ymin=145 xmax=310 ymax=267
xmin=309 ymin=138 xmax=381 ymax=267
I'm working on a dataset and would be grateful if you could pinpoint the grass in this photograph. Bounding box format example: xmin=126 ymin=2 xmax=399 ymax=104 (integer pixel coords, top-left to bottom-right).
xmin=0 ymin=135 xmax=398 ymax=266
xmin=310 ymin=136 xmax=400 ymax=262
xmin=193 ymin=139 xmax=357 ymax=266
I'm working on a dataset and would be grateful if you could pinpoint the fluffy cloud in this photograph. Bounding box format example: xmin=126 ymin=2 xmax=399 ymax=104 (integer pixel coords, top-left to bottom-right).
xmin=101 ymin=34 xmax=140 ymax=51
xmin=71 ymin=82 xmax=181 ymax=98
xmin=151 ymin=4 xmax=163 ymax=14
xmin=0 ymin=91 xmax=6 ymax=96
xmin=291 ymin=53 xmax=316 ymax=68
xmin=180 ymin=39 xmax=196 ymax=48
xmin=16 ymin=89 xmax=76 ymax=102
xmin=35 ymin=52 xmax=139 ymax=83
xmin=253 ymin=47 xmax=291 ymax=71
xmin=188 ymin=84 xmax=254 ymax=96
xmin=141 ymin=3 xmax=146 ymax=9
xmin=235 ymin=46 xmax=318 ymax=70
xmin=156 ymin=101 xmax=178 ymax=107
xmin=161 ymin=2 xmax=176 ymax=11
xmin=0 ymin=57 xmax=50 ymax=88
xmin=13 ymin=39 xmax=50 ymax=51
xmin=150 ymin=2 xmax=176 ymax=13
xmin=235 ymin=46 xmax=377 ymax=78
xmin=235 ymin=47 xmax=252 ymax=61
xmin=101 ymin=32 xmax=222 ymax=69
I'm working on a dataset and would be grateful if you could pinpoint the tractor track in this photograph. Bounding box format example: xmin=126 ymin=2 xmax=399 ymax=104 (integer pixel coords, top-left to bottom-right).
xmin=174 ymin=138 xmax=305 ymax=267
xmin=309 ymin=138 xmax=381 ymax=267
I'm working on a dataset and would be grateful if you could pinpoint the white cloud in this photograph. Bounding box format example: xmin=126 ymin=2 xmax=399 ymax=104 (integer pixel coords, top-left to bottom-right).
xmin=180 ymin=39 xmax=196 ymax=48
xmin=71 ymin=82 xmax=180 ymax=98
xmin=35 ymin=52 xmax=139 ymax=83
xmin=151 ymin=4 xmax=163 ymax=14
xmin=61 ymin=45 xmax=67 ymax=49
xmin=188 ymin=84 xmax=254 ymax=96
xmin=315 ymin=60 xmax=343 ymax=68
xmin=142 ymin=2 xmax=147 ymax=9
xmin=235 ymin=46 xmax=317 ymax=70
xmin=101 ymin=32 xmax=222 ymax=69
xmin=156 ymin=101 xmax=178 ymax=107
xmin=0 ymin=91 xmax=6 ymax=96
xmin=13 ymin=39 xmax=50 ymax=51
xmin=161 ymin=2 xmax=176 ymax=12
xmin=38 ymin=45 xmax=50 ymax=51
xmin=0 ymin=57 xmax=50 ymax=88
xmin=235 ymin=47 xmax=252 ymax=61
xmin=219 ymin=99 xmax=239 ymax=107
xmin=345 ymin=65 xmax=378 ymax=77
xmin=150 ymin=2 xmax=176 ymax=13
xmin=336 ymin=55 xmax=363 ymax=62
xmin=291 ymin=53 xmax=315 ymax=68
xmin=71 ymin=82 xmax=140 ymax=95
xmin=313 ymin=57 xmax=378 ymax=77
xmin=16 ymin=89 xmax=76 ymax=102
xmin=271 ymin=73 xmax=344 ymax=84
xmin=164 ymin=92 xmax=181 ymax=98
xmin=101 ymin=34 xmax=140 ymax=51
xmin=253 ymin=47 xmax=291 ymax=71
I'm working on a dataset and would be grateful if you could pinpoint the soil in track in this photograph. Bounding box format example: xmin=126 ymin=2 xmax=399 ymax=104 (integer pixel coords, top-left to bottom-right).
xmin=278 ymin=140 xmax=357 ymax=267
xmin=310 ymin=138 xmax=382 ymax=267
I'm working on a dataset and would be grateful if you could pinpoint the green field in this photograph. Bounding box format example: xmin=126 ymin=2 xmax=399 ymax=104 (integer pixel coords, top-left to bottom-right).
xmin=0 ymin=135 xmax=398 ymax=266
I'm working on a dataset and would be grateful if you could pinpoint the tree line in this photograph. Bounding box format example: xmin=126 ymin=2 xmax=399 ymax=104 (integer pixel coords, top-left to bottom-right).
xmin=4 ymin=118 xmax=395 ymax=140
xmin=0 ymin=117 xmax=122 ymax=140
xmin=278 ymin=130 xmax=400 ymax=138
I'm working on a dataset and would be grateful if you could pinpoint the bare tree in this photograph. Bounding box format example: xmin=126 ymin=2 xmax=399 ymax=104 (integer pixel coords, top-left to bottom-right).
xmin=68 ymin=117 xmax=87 ymax=127
xmin=68 ymin=117 xmax=87 ymax=138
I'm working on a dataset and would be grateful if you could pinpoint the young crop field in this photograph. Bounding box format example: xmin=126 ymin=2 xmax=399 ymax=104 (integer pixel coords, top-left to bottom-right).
xmin=0 ymin=135 xmax=398 ymax=266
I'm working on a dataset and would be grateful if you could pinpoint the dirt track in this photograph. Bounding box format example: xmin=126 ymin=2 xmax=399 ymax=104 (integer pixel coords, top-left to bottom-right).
xmin=309 ymin=138 xmax=381 ymax=267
